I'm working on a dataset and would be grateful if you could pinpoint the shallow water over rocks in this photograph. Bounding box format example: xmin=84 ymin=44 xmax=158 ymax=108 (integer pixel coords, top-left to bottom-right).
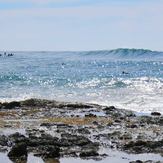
xmin=0 ymin=99 xmax=163 ymax=163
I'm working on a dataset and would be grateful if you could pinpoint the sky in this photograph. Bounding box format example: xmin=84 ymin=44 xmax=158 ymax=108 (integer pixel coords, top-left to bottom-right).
xmin=0 ymin=0 xmax=163 ymax=51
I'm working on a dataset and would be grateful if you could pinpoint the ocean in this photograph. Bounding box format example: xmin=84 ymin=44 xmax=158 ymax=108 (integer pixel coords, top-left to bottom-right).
xmin=0 ymin=49 xmax=163 ymax=113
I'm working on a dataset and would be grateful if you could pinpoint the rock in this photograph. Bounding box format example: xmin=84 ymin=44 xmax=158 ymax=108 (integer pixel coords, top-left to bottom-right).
xmin=77 ymin=128 xmax=91 ymax=134
xmin=65 ymin=103 xmax=93 ymax=109
xmin=127 ymin=124 xmax=138 ymax=128
xmin=120 ymin=133 xmax=132 ymax=140
xmin=130 ymin=161 xmax=143 ymax=163
xmin=9 ymin=156 xmax=27 ymax=163
xmin=85 ymin=113 xmax=96 ymax=118
xmin=114 ymin=119 xmax=121 ymax=123
xmin=93 ymin=121 xmax=99 ymax=125
xmin=40 ymin=123 xmax=54 ymax=127
xmin=3 ymin=101 xmax=20 ymax=109
xmin=60 ymin=134 xmax=93 ymax=147
xmin=130 ymin=161 xmax=162 ymax=163
xmin=123 ymin=140 xmax=163 ymax=154
xmin=0 ymin=135 xmax=8 ymax=146
xmin=103 ymin=106 xmax=116 ymax=111
xmin=9 ymin=132 xmax=28 ymax=144
xmin=158 ymin=117 xmax=163 ymax=125
xmin=79 ymin=149 xmax=99 ymax=157
xmin=151 ymin=112 xmax=161 ymax=116
xmin=108 ymin=131 xmax=121 ymax=139
xmin=28 ymin=134 xmax=59 ymax=147
xmin=35 ymin=145 xmax=60 ymax=158
xmin=8 ymin=142 xmax=27 ymax=158
xmin=139 ymin=116 xmax=155 ymax=125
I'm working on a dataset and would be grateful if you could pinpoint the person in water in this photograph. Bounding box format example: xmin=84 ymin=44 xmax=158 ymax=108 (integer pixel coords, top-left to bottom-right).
xmin=122 ymin=71 xmax=129 ymax=75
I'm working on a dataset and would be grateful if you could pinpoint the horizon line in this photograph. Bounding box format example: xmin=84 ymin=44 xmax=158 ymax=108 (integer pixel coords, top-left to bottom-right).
xmin=0 ymin=48 xmax=162 ymax=53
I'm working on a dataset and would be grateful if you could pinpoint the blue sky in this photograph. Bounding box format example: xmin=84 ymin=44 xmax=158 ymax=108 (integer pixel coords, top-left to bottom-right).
xmin=0 ymin=0 xmax=163 ymax=51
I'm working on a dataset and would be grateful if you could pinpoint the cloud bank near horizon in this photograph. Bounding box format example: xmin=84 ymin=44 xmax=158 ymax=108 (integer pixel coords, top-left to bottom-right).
xmin=0 ymin=0 xmax=163 ymax=51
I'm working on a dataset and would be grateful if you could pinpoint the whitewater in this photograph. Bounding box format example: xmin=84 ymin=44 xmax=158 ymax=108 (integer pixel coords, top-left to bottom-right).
xmin=0 ymin=49 xmax=163 ymax=113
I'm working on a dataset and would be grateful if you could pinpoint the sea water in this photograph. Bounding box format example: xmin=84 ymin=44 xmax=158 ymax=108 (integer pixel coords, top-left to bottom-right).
xmin=0 ymin=49 xmax=163 ymax=113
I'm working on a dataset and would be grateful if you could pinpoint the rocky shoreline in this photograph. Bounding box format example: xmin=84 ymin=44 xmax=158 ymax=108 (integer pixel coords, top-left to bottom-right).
xmin=0 ymin=99 xmax=163 ymax=163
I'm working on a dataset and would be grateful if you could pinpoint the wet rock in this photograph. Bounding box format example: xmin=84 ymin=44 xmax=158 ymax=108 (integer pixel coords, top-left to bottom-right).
xmin=123 ymin=140 xmax=163 ymax=154
xmin=8 ymin=142 xmax=27 ymax=158
xmin=65 ymin=103 xmax=93 ymax=109
xmin=114 ymin=119 xmax=121 ymax=123
xmin=21 ymin=99 xmax=49 ymax=107
xmin=40 ymin=123 xmax=54 ymax=127
xmin=158 ymin=117 xmax=163 ymax=125
xmin=151 ymin=112 xmax=161 ymax=116
xmin=3 ymin=101 xmax=20 ymax=109
xmin=9 ymin=132 xmax=28 ymax=144
xmin=0 ymin=135 xmax=8 ymax=146
xmin=35 ymin=145 xmax=60 ymax=158
xmin=60 ymin=133 xmax=93 ymax=147
xmin=77 ymin=128 xmax=91 ymax=134
xmin=85 ymin=113 xmax=96 ymax=118
xmin=130 ymin=161 xmax=143 ymax=163
xmin=93 ymin=121 xmax=99 ymax=125
xmin=9 ymin=156 xmax=27 ymax=163
xmin=120 ymin=133 xmax=132 ymax=140
xmin=139 ymin=116 xmax=155 ymax=124
xmin=107 ymin=131 xmax=121 ymax=139
xmin=79 ymin=149 xmax=99 ymax=157
xmin=130 ymin=161 xmax=162 ymax=163
xmin=127 ymin=124 xmax=138 ymax=128
xmin=28 ymin=134 xmax=59 ymax=147
xmin=103 ymin=106 xmax=116 ymax=111
xmin=60 ymin=147 xmax=78 ymax=157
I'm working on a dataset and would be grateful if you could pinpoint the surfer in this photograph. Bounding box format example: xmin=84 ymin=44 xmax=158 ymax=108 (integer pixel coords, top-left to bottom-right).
xmin=8 ymin=53 xmax=14 ymax=56
xmin=122 ymin=71 xmax=129 ymax=75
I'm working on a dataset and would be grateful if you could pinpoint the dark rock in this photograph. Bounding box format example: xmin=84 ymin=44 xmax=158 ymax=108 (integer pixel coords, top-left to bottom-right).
xmin=65 ymin=103 xmax=93 ymax=109
xmin=35 ymin=145 xmax=60 ymax=158
xmin=9 ymin=155 xmax=27 ymax=163
xmin=93 ymin=121 xmax=98 ymax=125
xmin=9 ymin=132 xmax=28 ymax=144
xmin=77 ymin=128 xmax=91 ymax=134
xmin=114 ymin=119 xmax=121 ymax=123
xmin=80 ymin=149 xmax=99 ymax=157
xmin=0 ymin=135 xmax=8 ymax=146
xmin=139 ymin=116 xmax=155 ymax=125
xmin=158 ymin=117 xmax=163 ymax=125
xmin=108 ymin=131 xmax=121 ymax=139
xmin=103 ymin=106 xmax=116 ymax=111
xmin=130 ymin=161 xmax=143 ymax=163
xmin=151 ymin=112 xmax=161 ymax=116
xmin=3 ymin=101 xmax=20 ymax=109
xmin=130 ymin=161 xmax=162 ymax=163
xmin=120 ymin=133 xmax=132 ymax=140
xmin=127 ymin=124 xmax=138 ymax=128
xmin=123 ymin=140 xmax=163 ymax=154
xmin=40 ymin=123 xmax=54 ymax=127
xmin=21 ymin=99 xmax=52 ymax=107
xmin=61 ymin=134 xmax=93 ymax=147
xmin=28 ymin=134 xmax=59 ymax=147
xmin=85 ymin=113 xmax=96 ymax=118
xmin=8 ymin=142 xmax=27 ymax=158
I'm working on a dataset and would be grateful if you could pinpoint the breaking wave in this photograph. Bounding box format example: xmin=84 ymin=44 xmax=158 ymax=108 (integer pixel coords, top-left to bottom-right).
xmin=80 ymin=48 xmax=163 ymax=60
